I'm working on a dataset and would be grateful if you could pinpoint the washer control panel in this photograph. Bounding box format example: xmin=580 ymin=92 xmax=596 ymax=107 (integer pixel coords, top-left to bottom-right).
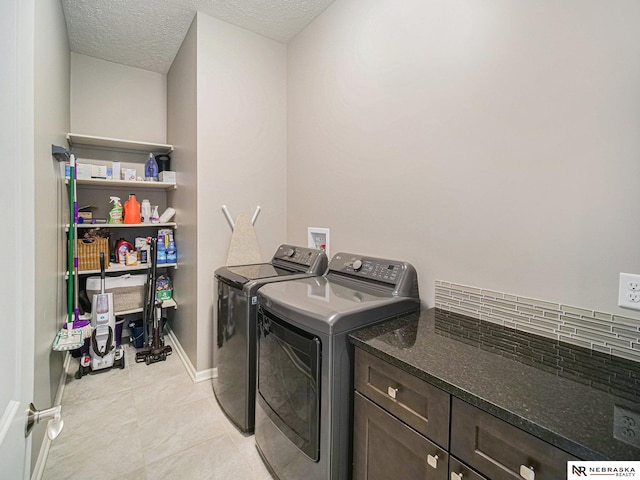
xmin=272 ymin=244 xmax=328 ymax=273
xmin=329 ymin=254 xmax=402 ymax=283
xmin=327 ymin=252 xmax=419 ymax=298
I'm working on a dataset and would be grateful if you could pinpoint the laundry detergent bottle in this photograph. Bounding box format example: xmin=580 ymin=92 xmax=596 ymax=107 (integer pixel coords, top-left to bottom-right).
xmin=115 ymin=238 xmax=134 ymax=264
xmin=156 ymin=233 xmax=167 ymax=264
xmin=166 ymin=232 xmax=177 ymax=264
xmin=108 ymin=196 xmax=123 ymax=224
xmin=123 ymin=194 xmax=141 ymax=224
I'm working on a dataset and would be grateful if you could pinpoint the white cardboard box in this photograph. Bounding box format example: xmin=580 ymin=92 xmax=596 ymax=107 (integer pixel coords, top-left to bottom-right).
xmin=121 ymin=168 xmax=136 ymax=181
xmin=91 ymin=164 xmax=108 ymax=179
xmin=159 ymin=171 xmax=176 ymax=184
xmin=76 ymin=162 xmax=92 ymax=179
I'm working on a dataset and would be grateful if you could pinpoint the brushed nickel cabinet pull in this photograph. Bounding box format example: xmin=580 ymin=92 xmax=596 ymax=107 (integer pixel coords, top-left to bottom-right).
xmin=387 ymin=386 xmax=398 ymax=399
xmin=520 ymin=465 xmax=535 ymax=480
xmin=450 ymin=472 xmax=463 ymax=480
xmin=427 ymin=454 xmax=439 ymax=469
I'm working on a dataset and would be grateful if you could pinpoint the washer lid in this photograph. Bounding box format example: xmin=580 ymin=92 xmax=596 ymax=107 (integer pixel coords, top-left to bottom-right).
xmin=258 ymin=276 xmax=420 ymax=334
xmin=214 ymin=244 xmax=328 ymax=289
xmin=214 ymin=263 xmax=297 ymax=290
xmin=225 ymin=263 xmax=290 ymax=280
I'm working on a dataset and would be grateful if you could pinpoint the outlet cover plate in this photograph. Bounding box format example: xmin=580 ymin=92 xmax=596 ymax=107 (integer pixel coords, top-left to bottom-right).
xmin=619 ymin=273 xmax=640 ymax=310
xmin=613 ymin=405 xmax=640 ymax=448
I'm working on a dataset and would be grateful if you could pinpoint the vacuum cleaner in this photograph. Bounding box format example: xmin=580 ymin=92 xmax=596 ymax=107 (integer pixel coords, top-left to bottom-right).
xmin=76 ymin=252 xmax=125 ymax=378
xmin=136 ymin=237 xmax=172 ymax=365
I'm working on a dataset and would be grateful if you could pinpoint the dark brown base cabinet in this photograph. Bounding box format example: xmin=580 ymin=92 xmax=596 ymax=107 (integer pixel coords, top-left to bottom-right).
xmin=450 ymin=397 xmax=577 ymax=480
xmin=353 ymin=348 xmax=577 ymax=480
xmin=353 ymin=392 xmax=448 ymax=480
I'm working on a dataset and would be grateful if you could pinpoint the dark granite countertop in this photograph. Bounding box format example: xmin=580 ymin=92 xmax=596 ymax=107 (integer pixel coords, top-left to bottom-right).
xmin=349 ymin=308 xmax=640 ymax=460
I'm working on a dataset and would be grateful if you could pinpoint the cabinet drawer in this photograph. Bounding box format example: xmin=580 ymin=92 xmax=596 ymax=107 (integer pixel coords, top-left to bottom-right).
xmin=449 ymin=456 xmax=488 ymax=480
xmin=451 ymin=397 xmax=578 ymax=480
xmin=355 ymin=348 xmax=450 ymax=448
xmin=353 ymin=392 xmax=448 ymax=480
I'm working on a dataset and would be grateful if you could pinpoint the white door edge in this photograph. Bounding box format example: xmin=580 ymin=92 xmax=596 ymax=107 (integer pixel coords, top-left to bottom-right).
xmin=0 ymin=401 xmax=21 ymax=446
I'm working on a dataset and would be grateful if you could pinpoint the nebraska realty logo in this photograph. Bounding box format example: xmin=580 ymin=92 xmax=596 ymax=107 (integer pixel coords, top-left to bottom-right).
xmin=568 ymin=462 xmax=640 ymax=478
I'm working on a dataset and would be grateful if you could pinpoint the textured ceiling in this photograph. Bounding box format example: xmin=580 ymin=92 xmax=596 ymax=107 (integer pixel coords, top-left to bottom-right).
xmin=62 ymin=0 xmax=336 ymax=74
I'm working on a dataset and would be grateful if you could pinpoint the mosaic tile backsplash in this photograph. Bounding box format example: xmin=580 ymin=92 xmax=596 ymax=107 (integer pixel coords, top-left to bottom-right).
xmin=434 ymin=309 xmax=640 ymax=402
xmin=435 ymin=280 xmax=640 ymax=363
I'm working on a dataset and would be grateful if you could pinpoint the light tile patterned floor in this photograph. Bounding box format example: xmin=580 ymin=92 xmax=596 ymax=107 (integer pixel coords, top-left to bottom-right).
xmin=43 ymin=339 xmax=273 ymax=480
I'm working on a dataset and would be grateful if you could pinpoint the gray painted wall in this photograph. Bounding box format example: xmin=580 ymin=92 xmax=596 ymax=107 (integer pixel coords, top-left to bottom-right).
xmin=286 ymin=0 xmax=640 ymax=321
xmin=167 ymin=16 xmax=199 ymax=370
xmin=195 ymin=12 xmax=287 ymax=371
xmin=70 ymin=53 xmax=167 ymax=143
xmin=33 ymin=0 xmax=70 ymax=470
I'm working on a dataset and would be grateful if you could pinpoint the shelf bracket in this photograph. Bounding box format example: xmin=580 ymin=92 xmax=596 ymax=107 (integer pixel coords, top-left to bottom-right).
xmin=51 ymin=144 xmax=70 ymax=162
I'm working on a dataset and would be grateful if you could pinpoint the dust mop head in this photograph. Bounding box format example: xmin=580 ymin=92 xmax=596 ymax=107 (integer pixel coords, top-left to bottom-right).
xmin=53 ymin=328 xmax=84 ymax=351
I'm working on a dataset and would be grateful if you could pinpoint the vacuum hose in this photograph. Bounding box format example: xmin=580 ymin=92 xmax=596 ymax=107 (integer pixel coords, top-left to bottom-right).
xmin=91 ymin=326 xmax=113 ymax=358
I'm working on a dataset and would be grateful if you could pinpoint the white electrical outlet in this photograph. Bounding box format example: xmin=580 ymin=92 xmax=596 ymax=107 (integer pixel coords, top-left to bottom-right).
xmin=619 ymin=273 xmax=640 ymax=310
xmin=614 ymin=405 xmax=640 ymax=448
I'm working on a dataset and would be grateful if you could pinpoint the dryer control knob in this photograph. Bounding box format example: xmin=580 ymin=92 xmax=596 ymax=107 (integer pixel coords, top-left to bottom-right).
xmin=352 ymin=259 xmax=363 ymax=271
xmin=284 ymin=248 xmax=295 ymax=257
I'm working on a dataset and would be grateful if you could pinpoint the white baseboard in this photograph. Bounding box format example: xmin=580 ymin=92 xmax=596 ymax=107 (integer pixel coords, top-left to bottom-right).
xmin=31 ymin=352 xmax=71 ymax=480
xmin=165 ymin=326 xmax=216 ymax=383
xmin=30 ymin=420 xmax=50 ymax=480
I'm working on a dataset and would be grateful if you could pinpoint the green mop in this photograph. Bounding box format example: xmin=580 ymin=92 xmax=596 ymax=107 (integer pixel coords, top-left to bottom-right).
xmin=53 ymin=152 xmax=84 ymax=351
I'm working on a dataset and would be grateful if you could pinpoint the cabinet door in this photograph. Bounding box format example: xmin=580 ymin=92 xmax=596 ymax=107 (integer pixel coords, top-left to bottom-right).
xmin=450 ymin=397 xmax=577 ymax=480
xmin=353 ymin=392 xmax=448 ymax=480
xmin=355 ymin=348 xmax=450 ymax=448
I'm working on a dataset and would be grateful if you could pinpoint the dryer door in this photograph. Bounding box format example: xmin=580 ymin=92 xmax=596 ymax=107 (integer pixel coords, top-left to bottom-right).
xmin=257 ymin=308 xmax=321 ymax=462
